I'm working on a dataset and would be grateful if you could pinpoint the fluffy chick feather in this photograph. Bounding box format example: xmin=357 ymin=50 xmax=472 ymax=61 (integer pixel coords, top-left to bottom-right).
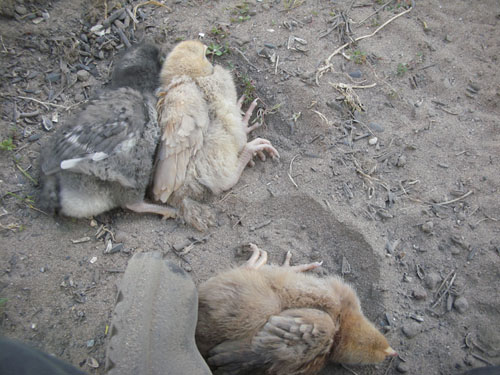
xmin=196 ymin=244 xmax=397 ymax=375
xmin=39 ymin=44 xmax=176 ymax=219
xmin=153 ymin=40 xmax=279 ymax=231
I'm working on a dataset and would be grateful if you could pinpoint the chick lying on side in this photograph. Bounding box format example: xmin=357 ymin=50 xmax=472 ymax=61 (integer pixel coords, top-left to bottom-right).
xmin=153 ymin=40 xmax=279 ymax=231
xmin=39 ymin=44 xmax=176 ymax=219
xmin=196 ymin=244 xmax=397 ymax=375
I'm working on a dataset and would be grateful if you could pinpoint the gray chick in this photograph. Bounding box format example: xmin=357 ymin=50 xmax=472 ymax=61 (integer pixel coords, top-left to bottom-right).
xmin=39 ymin=44 xmax=176 ymax=219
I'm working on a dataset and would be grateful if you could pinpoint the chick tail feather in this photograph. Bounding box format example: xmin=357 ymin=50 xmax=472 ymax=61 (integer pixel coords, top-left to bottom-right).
xmin=207 ymin=340 xmax=268 ymax=375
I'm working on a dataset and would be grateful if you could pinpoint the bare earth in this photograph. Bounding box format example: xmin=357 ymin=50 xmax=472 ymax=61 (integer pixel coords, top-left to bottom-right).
xmin=0 ymin=1 xmax=499 ymax=374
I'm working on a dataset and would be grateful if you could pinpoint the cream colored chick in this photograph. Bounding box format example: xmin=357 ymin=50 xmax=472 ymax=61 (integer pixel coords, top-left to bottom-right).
xmin=196 ymin=244 xmax=397 ymax=375
xmin=153 ymin=40 xmax=279 ymax=231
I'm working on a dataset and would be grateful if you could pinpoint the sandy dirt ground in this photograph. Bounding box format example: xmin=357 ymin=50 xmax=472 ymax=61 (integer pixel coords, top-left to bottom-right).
xmin=0 ymin=0 xmax=499 ymax=374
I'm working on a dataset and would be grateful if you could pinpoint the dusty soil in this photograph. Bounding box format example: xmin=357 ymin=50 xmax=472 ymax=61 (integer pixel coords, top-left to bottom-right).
xmin=1 ymin=0 xmax=499 ymax=374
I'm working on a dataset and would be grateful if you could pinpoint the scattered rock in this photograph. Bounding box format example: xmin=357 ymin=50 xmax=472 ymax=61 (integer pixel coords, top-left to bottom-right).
xmin=421 ymin=221 xmax=434 ymax=233
xmin=368 ymin=122 xmax=384 ymax=132
xmin=87 ymin=357 xmax=99 ymax=368
xmin=412 ymin=287 xmax=427 ymax=300
xmin=46 ymin=72 xmax=61 ymax=83
xmin=77 ymin=69 xmax=90 ymax=82
xmin=397 ymin=362 xmax=409 ymax=373
xmin=349 ymin=70 xmax=362 ymax=78
xmin=425 ymin=272 xmax=441 ymax=290
xmin=454 ymin=296 xmax=469 ymax=313
xmin=396 ymin=154 xmax=407 ymax=167
xmin=368 ymin=136 xmax=378 ymax=145
xmin=15 ymin=5 xmax=28 ymax=15
xmin=402 ymin=322 xmax=421 ymax=338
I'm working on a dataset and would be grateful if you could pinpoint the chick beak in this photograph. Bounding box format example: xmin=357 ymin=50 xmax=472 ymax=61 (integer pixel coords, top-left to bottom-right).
xmin=384 ymin=347 xmax=398 ymax=358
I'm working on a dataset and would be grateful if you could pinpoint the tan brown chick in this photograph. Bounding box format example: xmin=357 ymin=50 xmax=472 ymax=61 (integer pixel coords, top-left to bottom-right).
xmin=196 ymin=244 xmax=397 ymax=375
xmin=152 ymin=40 xmax=279 ymax=231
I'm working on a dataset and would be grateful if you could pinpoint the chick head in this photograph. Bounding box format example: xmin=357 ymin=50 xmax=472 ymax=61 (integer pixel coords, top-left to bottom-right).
xmin=160 ymin=40 xmax=214 ymax=85
xmin=331 ymin=310 xmax=397 ymax=365
xmin=111 ymin=43 xmax=161 ymax=92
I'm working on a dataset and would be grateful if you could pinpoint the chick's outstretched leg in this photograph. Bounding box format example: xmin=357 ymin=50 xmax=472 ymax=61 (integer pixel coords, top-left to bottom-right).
xmin=283 ymin=251 xmax=323 ymax=272
xmin=126 ymin=202 xmax=178 ymax=219
xmin=242 ymin=243 xmax=268 ymax=270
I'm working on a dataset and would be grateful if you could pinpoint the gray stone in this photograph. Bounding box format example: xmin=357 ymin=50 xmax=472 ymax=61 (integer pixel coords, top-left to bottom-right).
xmin=76 ymin=70 xmax=90 ymax=82
xmin=425 ymin=272 xmax=441 ymax=290
xmin=397 ymin=363 xmax=410 ymax=373
xmin=454 ymin=296 xmax=469 ymax=313
xmin=368 ymin=122 xmax=384 ymax=132
xmin=421 ymin=221 xmax=434 ymax=233
xmin=402 ymin=322 xmax=421 ymax=338
xmin=15 ymin=5 xmax=28 ymax=15
xmin=412 ymin=287 xmax=427 ymax=300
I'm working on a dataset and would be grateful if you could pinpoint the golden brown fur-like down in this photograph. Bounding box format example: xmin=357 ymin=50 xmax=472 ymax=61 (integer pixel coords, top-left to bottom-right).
xmin=196 ymin=252 xmax=396 ymax=375
xmin=152 ymin=40 xmax=278 ymax=231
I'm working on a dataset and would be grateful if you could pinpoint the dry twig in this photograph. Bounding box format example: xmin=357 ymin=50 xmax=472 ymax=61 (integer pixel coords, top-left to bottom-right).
xmin=316 ymin=0 xmax=415 ymax=84
xmin=288 ymin=154 xmax=300 ymax=189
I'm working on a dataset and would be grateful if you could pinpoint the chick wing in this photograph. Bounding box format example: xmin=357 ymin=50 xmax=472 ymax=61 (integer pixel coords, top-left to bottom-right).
xmin=152 ymin=77 xmax=210 ymax=203
xmin=41 ymin=88 xmax=158 ymax=190
xmin=207 ymin=308 xmax=337 ymax=375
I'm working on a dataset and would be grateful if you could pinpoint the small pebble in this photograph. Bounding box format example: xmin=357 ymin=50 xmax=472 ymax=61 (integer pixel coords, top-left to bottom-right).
xmin=77 ymin=70 xmax=90 ymax=82
xmin=368 ymin=122 xmax=384 ymax=132
xmin=15 ymin=5 xmax=28 ymax=15
xmin=46 ymin=72 xmax=61 ymax=83
xmin=396 ymin=154 xmax=407 ymax=167
xmin=397 ymin=363 xmax=409 ymax=373
xmin=425 ymin=272 xmax=441 ymax=290
xmin=28 ymin=134 xmax=41 ymax=142
xmin=368 ymin=136 xmax=378 ymax=145
xmin=412 ymin=288 xmax=427 ymax=300
xmin=348 ymin=70 xmax=362 ymax=78
xmin=182 ymin=263 xmax=192 ymax=272
xmin=454 ymin=296 xmax=469 ymax=313
xmin=87 ymin=339 xmax=95 ymax=348
xmin=421 ymin=221 xmax=434 ymax=233
xmin=87 ymin=357 xmax=99 ymax=368
xmin=402 ymin=322 xmax=421 ymax=338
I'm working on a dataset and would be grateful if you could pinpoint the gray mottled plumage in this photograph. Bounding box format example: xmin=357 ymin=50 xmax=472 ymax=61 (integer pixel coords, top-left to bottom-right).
xmin=39 ymin=44 xmax=172 ymax=218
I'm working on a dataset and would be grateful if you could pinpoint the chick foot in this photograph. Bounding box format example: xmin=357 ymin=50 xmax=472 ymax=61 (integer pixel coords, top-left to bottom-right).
xmin=242 ymin=243 xmax=268 ymax=270
xmin=241 ymin=98 xmax=261 ymax=134
xmin=282 ymin=251 xmax=323 ymax=272
xmin=126 ymin=202 xmax=178 ymax=219
xmin=241 ymin=137 xmax=280 ymax=168
xmin=179 ymin=198 xmax=216 ymax=232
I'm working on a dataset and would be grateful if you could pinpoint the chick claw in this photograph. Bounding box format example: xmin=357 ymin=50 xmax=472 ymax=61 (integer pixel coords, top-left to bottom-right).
xmin=283 ymin=251 xmax=323 ymax=273
xmin=243 ymin=138 xmax=280 ymax=168
xmin=242 ymin=243 xmax=268 ymax=270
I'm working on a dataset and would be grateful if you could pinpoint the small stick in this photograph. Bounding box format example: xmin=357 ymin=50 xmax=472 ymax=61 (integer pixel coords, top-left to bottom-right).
xmin=432 ymin=271 xmax=456 ymax=309
xmin=342 ymin=364 xmax=360 ymax=375
xmin=434 ymin=190 xmax=473 ymax=206
xmin=15 ymin=163 xmax=37 ymax=185
xmin=133 ymin=1 xmax=172 ymax=29
xmin=355 ymin=0 xmax=393 ymax=25
xmin=471 ymin=353 xmax=494 ymax=366
xmin=288 ymin=154 xmax=300 ymax=189
xmin=18 ymin=96 xmax=68 ymax=110
xmin=383 ymin=356 xmax=396 ymax=375
xmin=233 ymin=47 xmax=260 ymax=71
xmin=316 ymin=0 xmax=415 ymax=84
